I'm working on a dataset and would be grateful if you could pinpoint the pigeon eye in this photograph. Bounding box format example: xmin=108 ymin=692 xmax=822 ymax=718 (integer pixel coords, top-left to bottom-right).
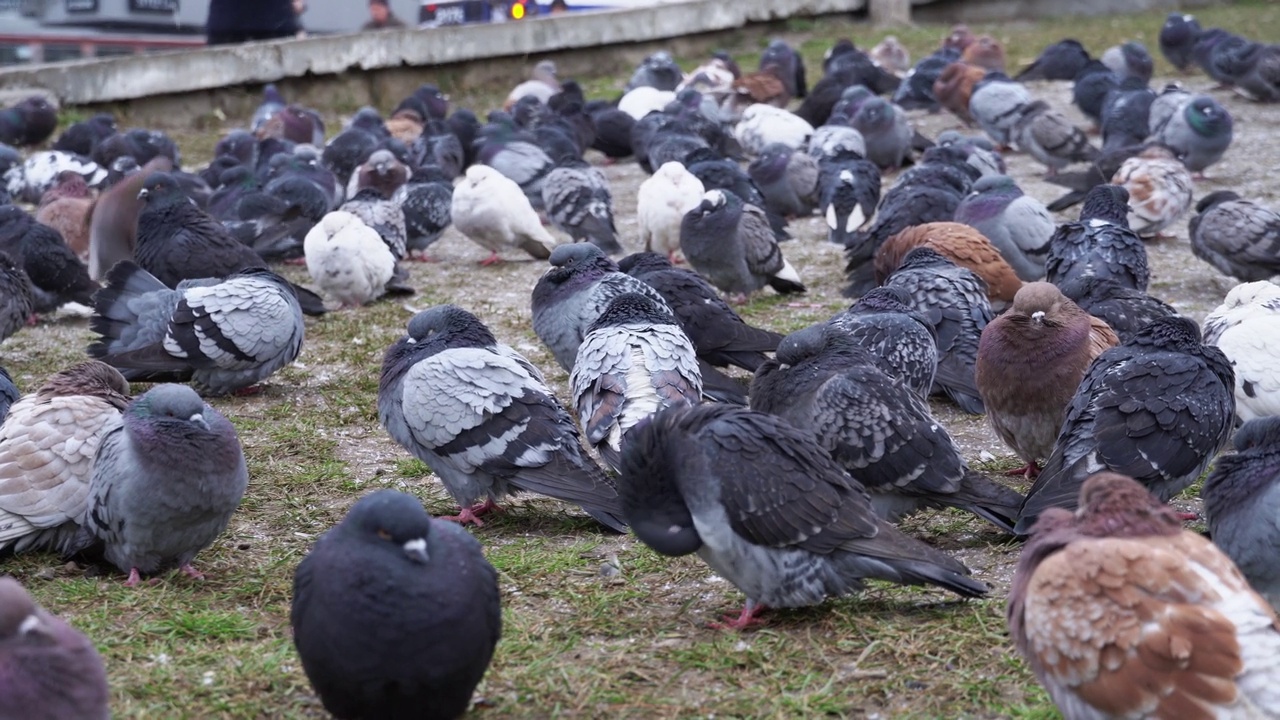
xmin=377 ymin=529 xmax=393 ymax=540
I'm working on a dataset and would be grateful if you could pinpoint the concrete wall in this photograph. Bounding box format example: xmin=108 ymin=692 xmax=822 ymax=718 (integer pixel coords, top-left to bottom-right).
xmin=915 ymin=0 xmax=1221 ymax=23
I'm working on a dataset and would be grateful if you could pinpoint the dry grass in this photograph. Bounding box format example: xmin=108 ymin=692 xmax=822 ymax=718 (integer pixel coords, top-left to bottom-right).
xmin=7 ymin=2 xmax=1280 ymax=717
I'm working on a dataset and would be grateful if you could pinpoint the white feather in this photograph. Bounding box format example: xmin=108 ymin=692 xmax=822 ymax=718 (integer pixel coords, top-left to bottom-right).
xmin=304 ymin=211 xmax=396 ymax=307
xmin=637 ymin=162 xmax=704 ymax=257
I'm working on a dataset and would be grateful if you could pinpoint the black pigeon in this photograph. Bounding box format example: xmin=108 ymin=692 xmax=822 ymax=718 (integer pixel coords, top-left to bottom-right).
xmin=1057 ymin=275 xmax=1178 ymax=344
xmin=133 ymin=173 xmax=326 ymax=315
xmin=1014 ymin=39 xmax=1092 ymax=81
xmin=751 ymin=324 xmax=1022 ymax=533
xmin=0 ymin=205 xmax=97 ymax=315
xmin=618 ymin=403 xmax=987 ymax=629
xmin=587 ymin=104 xmax=635 ymax=160
xmin=292 ymin=489 xmax=501 ymax=720
xmin=446 ymin=109 xmax=482 ymax=169
xmin=891 ymin=49 xmax=961 ymax=112
xmin=828 ymin=286 xmax=939 ymax=401
xmin=1188 ymin=190 xmax=1280 ymax=281
xmin=1044 ymin=185 xmax=1150 ymax=292
xmin=1070 ymin=61 xmax=1120 ymax=129
xmin=52 ymin=114 xmax=116 ymax=157
xmin=1160 ymin=13 xmax=1203 ymax=72
xmin=1100 ymin=77 xmax=1155 ymax=153
xmin=760 ymin=39 xmax=807 ymax=98
xmin=322 ymin=127 xmax=379 ymax=191
xmin=1014 ymin=316 xmax=1235 ymax=534
xmin=0 ymin=96 xmax=58 ymax=148
xmin=1202 ymin=417 xmax=1280 ymax=609
xmin=795 ymin=49 xmax=900 ymax=127
xmin=883 ymin=247 xmax=991 ymax=415
xmin=379 ymin=305 xmax=626 ymax=530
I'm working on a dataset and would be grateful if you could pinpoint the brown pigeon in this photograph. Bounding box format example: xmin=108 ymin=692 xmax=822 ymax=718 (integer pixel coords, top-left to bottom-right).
xmin=1008 ymin=471 xmax=1280 ymax=719
xmin=87 ymin=155 xmax=173 ymax=281
xmin=35 ymin=171 xmax=94 ymax=260
xmin=0 ymin=576 xmax=111 ymax=720
xmin=960 ymin=35 xmax=1007 ymax=73
xmin=933 ymin=62 xmax=988 ymax=124
xmin=976 ymin=282 xmax=1118 ymax=479
xmin=874 ymin=221 xmax=1023 ymax=309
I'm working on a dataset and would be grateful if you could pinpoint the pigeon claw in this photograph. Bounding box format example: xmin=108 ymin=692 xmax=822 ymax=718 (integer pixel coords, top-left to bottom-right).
xmin=1005 ymin=462 xmax=1040 ymax=479
xmin=180 ymin=564 xmax=206 ymax=581
xmin=282 ymin=256 xmax=308 ymax=266
xmin=442 ymin=498 xmax=503 ymax=527
xmin=1176 ymin=511 xmax=1200 ymax=522
xmin=124 ymin=568 xmax=143 ymax=587
xmin=232 ymin=385 xmax=263 ymax=397
xmin=708 ymin=601 xmax=768 ymax=631
xmin=478 ymin=252 xmax=504 ymax=267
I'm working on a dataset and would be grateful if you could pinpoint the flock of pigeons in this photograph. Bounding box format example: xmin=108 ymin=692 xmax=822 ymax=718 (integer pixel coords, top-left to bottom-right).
xmin=0 ymin=9 xmax=1279 ymax=719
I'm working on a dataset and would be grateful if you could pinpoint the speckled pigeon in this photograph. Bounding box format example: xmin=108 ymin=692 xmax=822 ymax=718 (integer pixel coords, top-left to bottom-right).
xmin=1189 ymin=190 xmax=1280 ymax=281
xmin=828 ymin=286 xmax=938 ymax=400
xmin=679 ymin=189 xmax=804 ymax=302
xmin=1044 ymin=184 xmax=1150 ymax=292
xmin=542 ymin=159 xmax=622 ymax=256
xmin=1057 ymin=275 xmax=1178 ymax=344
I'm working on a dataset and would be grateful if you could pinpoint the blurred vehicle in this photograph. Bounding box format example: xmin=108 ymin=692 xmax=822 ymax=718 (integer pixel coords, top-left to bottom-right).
xmin=418 ymin=0 xmax=536 ymax=27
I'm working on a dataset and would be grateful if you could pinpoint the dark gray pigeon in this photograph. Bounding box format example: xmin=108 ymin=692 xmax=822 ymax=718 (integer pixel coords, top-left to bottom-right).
xmin=0 ymin=366 xmax=16 ymax=424
xmin=1159 ymin=13 xmax=1203 ymax=72
xmin=1044 ymin=184 xmax=1150 ymax=292
xmin=1011 ymin=100 xmax=1099 ymax=176
xmin=0 ymin=576 xmax=110 ymax=720
xmin=570 ymin=292 xmax=701 ymax=472
xmin=1057 ymin=275 xmax=1178 ymax=344
xmin=1150 ymin=94 xmax=1233 ymax=175
xmin=341 ymin=187 xmax=407 ymax=261
xmin=953 ymin=174 xmax=1053 ymax=282
xmin=618 ymin=403 xmax=988 ymax=629
xmin=828 ymin=286 xmax=938 ymax=401
xmin=1100 ymin=77 xmax=1156 ymax=153
xmin=751 ymin=324 xmax=1022 ymax=533
xmin=1202 ymin=417 xmax=1280 ymax=610
xmin=1014 ymin=316 xmax=1235 ymax=534
xmin=626 ymin=51 xmax=684 ymax=92
xmin=1100 ymin=42 xmax=1154 ymax=83
xmin=292 ymin=489 xmax=501 ymax=720
xmin=399 ymin=169 xmax=454 ymax=260
xmin=679 ymin=189 xmax=804 ymax=302
xmin=968 ymin=72 xmax=1031 ymax=148
xmin=0 ymin=251 xmax=33 ymax=343
xmin=378 ymin=305 xmax=626 ymax=530
xmin=760 ymin=39 xmax=807 ymax=99
xmin=747 ymin=142 xmax=820 ymax=219
xmin=1071 ymin=61 xmax=1121 ymax=131
xmin=83 ymin=383 xmax=247 ymax=585
xmin=88 ymin=262 xmax=305 ymax=397
xmin=1233 ymin=43 xmax=1280 ymax=103
xmin=0 ymin=205 xmax=97 ymax=316
xmin=1188 ymin=190 xmax=1280 ymax=282
xmin=542 ymin=159 xmax=622 ymax=256
xmin=883 ymin=247 xmax=991 ymax=415
xmin=1014 ymin=39 xmax=1091 ymax=81
xmin=850 ymin=98 xmax=913 ymax=170
xmin=820 ymin=163 xmax=880 ymax=247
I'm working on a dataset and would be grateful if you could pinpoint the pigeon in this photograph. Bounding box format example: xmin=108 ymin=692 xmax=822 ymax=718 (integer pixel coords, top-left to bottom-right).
xmin=0 ymin=252 xmax=32 ymax=343
xmin=1188 ymin=190 xmax=1280 ymax=281
xmin=1100 ymin=41 xmax=1154 ymax=83
xmin=0 ymin=206 xmax=98 ymax=316
xmin=820 ymin=163 xmax=880 ymax=247
xmin=257 ymin=105 xmax=325 ymax=148
xmin=747 ymin=143 xmax=820 ymax=219
xmin=1203 ymin=280 xmax=1280 ymax=424
xmin=0 ymin=366 xmax=17 ymax=423
xmin=82 ymin=383 xmax=247 ymax=585
xmin=828 ymin=286 xmax=938 ymax=401
xmin=891 ymin=50 xmax=960 ymax=112
xmin=292 ymin=489 xmax=501 ymax=720
xmin=1011 ymin=100 xmax=1099 ymax=176
xmin=542 ymin=160 xmax=621 ymax=256
xmin=251 ymin=83 xmax=285 ymax=132
xmin=410 ymin=120 xmax=465 ymax=180
xmin=5 ymin=151 xmax=106 ymax=205
xmin=685 ymin=154 xmax=790 ymax=242
xmin=132 ymin=172 xmax=325 ymax=315
xmin=224 ymin=174 xmax=329 ymax=263
xmin=396 ymin=175 xmax=453 ymax=262
xmin=679 ymin=189 xmax=805 ymax=303
xmin=345 ymin=148 xmax=409 ymax=207
xmin=341 ymin=187 xmax=407 ymax=262
xmin=35 ymin=171 xmax=94 ymax=260
xmin=870 ymin=36 xmax=911 ymax=77
xmin=505 ymin=60 xmax=561 ymax=110
xmin=1014 ymin=39 xmax=1091 ymax=81
xmin=1014 ymin=316 xmax=1235 ymax=534
xmin=618 ymin=403 xmax=988 ymax=629
xmin=637 ymin=161 xmax=705 ymax=262
xmin=450 ymin=165 xmax=556 ymax=265
xmin=588 ymin=105 xmax=636 ymax=160
xmin=977 ymin=282 xmax=1119 ymax=479
xmin=52 ymin=114 xmax=116 ymax=157
xmin=807 ymin=124 xmax=867 ymax=163
xmin=874 ymin=222 xmax=1023 ymax=310
xmin=0 ymin=96 xmax=58 ymax=148
xmin=88 ymin=262 xmax=305 ymax=397
xmin=1150 ymin=94 xmax=1233 ymax=176
xmin=0 ymin=361 xmax=131 ymax=556
xmin=1202 ymin=417 xmax=1280 ymax=610
xmin=1201 ymin=32 xmax=1258 ymax=88
xmin=378 ymin=304 xmax=626 ymax=530
xmin=1070 ymin=61 xmax=1122 ymax=130
xmin=1057 ymin=275 xmax=1178 ymax=343
xmin=0 ymin=576 xmax=111 ymax=720
xmin=884 ymin=247 xmax=991 ymax=415
xmin=1233 ymin=43 xmax=1280 ymax=103
xmin=935 ymin=130 xmax=1006 ymax=178
xmin=1110 ymin=144 xmax=1194 ymax=238
xmin=570 ymin=292 xmax=701 ymax=472
xmin=751 ymin=324 xmax=1023 ymax=533
xmin=627 ymin=51 xmax=684 ymax=92
xmin=304 ymin=211 xmax=398 ymax=308
xmin=960 ymin=35 xmax=1006 ymax=74
xmin=1099 ymin=77 xmax=1156 ymax=154
xmin=1044 ymin=184 xmax=1150 ymax=292
xmin=759 ymin=39 xmax=807 ymax=99
xmin=850 ymin=97 xmax=913 ymax=170
xmin=732 ymin=104 xmax=813 ymax=156
xmin=1009 ymin=472 xmax=1280 ymax=719
xmin=968 ymin=72 xmax=1031 ymax=148
xmin=321 ymin=127 xmax=379 ymax=191
xmin=1159 ymin=13 xmax=1203 ymax=72
xmin=934 ymin=61 xmax=991 ymax=123
xmin=952 ymin=174 xmax=1053 ymax=282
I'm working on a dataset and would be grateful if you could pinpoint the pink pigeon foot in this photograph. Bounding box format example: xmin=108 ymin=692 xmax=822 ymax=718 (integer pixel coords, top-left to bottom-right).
xmin=232 ymin=385 xmax=263 ymax=397
xmin=708 ymin=601 xmax=768 ymax=630
xmin=442 ymin=498 xmax=503 ymax=526
xmin=180 ymin=564 xmax=205 ymax=581
xmin=283 ymin=256 xmax=308 ymax=266
xmin=124 ymin=568 xmax=143 ymax=587
xmin=479 ymin=252 xmax=503 ymax=267
xmin=1005 ymin=462 xmax=1040 ymax=479
xmin=25 ymin=313 xmax=39 ymax=327
xmin=1176 ymin=511 xmax=1199 ymax=522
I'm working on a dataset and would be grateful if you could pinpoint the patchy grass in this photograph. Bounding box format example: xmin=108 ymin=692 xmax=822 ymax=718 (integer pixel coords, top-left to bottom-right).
xmin=4 ymin=2 xmax=1278 ymax=717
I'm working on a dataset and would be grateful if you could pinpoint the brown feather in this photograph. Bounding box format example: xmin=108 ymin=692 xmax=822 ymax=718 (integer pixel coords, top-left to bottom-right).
xmin=875 ymin=222 xmax=1023 ymax=307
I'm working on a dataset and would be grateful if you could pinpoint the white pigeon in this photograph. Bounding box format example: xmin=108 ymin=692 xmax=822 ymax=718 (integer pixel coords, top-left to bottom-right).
xmin=733 ymin=104 xmax=814 ymax=155
xmin=4 ymin=151 xmax=107 ymax=204
xmin=637 ymin=162 xmax=705 ymax=262
xmin=618 ymin=86 xmax=677 ymax=121
xmin=1203 ymin=280 xmax=1280 ymax=423
xmin=303 ymin=211 xmax=396 ymax=308
xmin=504 ymin=60 xmax=560 ymax=110
xmin=450 ymin=165 xmax=557 ymax=265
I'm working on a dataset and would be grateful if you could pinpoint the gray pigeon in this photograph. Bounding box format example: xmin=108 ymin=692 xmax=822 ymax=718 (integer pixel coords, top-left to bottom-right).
xmin=1100 ymin=41 xmax=1154 ymax=83
xmin=1015 ymin=316 xmax=1235 ymax=534
xmin=883 ymin=247 xmax=992 ymax=415
xmin=541 ymin=160 xmax=622 ymax=256
xmin=1150 ymin=94 xmax=1233 ymax=175
xmin=626 ymin=51 xmax=684 ymax=92
xmin=83 ymin=383 xmax=247 ymax=585
xmin=1045 ymin=184 xmax=1150 ymax=292
xmin=1188 ymin=190 xmax=1280 ymax=281
xmin=1057 ymin=275 xmax=1178 ymax=344
xmin=1010 ymin=100 xmax=1100 ymax=176
xmin=618 ymin=403 xmax=988 ymax=629
xmin=1234 ymin=44 xmax=1280 ymax=103
xmin=398 ymin=173 xmax=454 ymax=260
xmin=953 ymin=174 xmax=1054 ymax=282
xmin=570 ymin=292 xmax=701 ymax=472
xmin=1202 ymin=417 xmax=1280 ymax=610
xmin=828 ymin=286 xmax=938 ymax=401
xmin=0 ymin=576 xmax=110 ymax=720
xmin=968 ymin=72 xmax=1031 ymax=148
xmin=88 ymin=262 xmax=305 ymax=397
xmin=850 ymin=97 xmax=913 ymax=170
xmin=291 ymin=489 xmax=501 ymax=720
xmin=0 ymin=361 xmax=131 ymax=556
xmin=378 ymin=305 xmax=626 ymax=530
xmin=341 ymin=186 xmax=407 ymax=261
xmin=747 ymin=143 xmax=820 ymax=219
xmin=751 ymin=324 xmax=1023 ymax=533
xmin=1147 ymin=83 xmax=1191 ymax=137
xmin=679 ymin=189 xmax=805 ymax=303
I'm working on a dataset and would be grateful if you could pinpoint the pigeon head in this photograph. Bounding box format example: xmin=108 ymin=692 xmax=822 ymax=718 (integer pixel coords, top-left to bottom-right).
xmin=261 ymin=83 xmax=284 ymax=105
xmin=834 ymin=84 xmax=874 ymax=116
xmin=615 ymin=252 xmax=671 ymax=275
xmin=1005 ymin=282 xmax=1078 ymax=330
xmin=968 ymin=173 xmax=1020 ymax=198
xmin=462 ymin=164 xmax=499 ymax=188
xmin=1125 ymin=315 xmax=1204 ymax=353
xmin=217 ymin=164 xmax=258 ymax=191
xmin=549 ymin=242 xmax=609 ymax=269
xmin=413 ymin=83 xmax=449 ymax=120
xmin=1212 ymin=280 xmax=1280 ymax=314
xmin=591 ymin=292 xmax=676 ymax=330
xmin=851 ymin=97 xmax=893 ymax=133
xmin=697 ymin=189 xmax=729 ymax=215
xmin=894 ymin=246 xmax=951 ymax=272
xmin=0 ymin=576 xmax=40 ymax=639
xmin=1074 ymin=472 xmax=1182 ymax=538
xmin=340 ymin=490 xmax=435 ymax=565
xmin=37 ymin=360 xmax=130 ymax=407
xmin=1233 ymin=416 xmax=1280 ymax=452
xmin=540 ymin=244 xmax=614 ymax=289
xmin=1194 ymin=189 xmax=1240 ymax=214
xmin=137 ymin=172 xmax=192 ymax=207
xmin=747 ymin=144 xmax=790 ymax=182
xmin=405 ymin=305 xmax=497 ymax=349
xmin=847 ymin=286 xmax=915 ymax=315
xmin=129 ymin=384 xmax=216 ymax=435
xmin=1078 ymin=184 xmax=1130 ymax=226
xmin=1184 ymin=95 xmax=1232 ymax=138
xmin=616 ymin=411 xmax=701 ymax=557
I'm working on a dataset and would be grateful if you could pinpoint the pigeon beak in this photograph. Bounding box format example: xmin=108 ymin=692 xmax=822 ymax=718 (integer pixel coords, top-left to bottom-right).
xmin=18 ymin=614 xmax=42 ymax=636
xmin=188 ymin=412 xmax=210 ymax=431
xmin=1031 ymin=311 xmax=1045 ymax=325
xmin=402 ymin=537 xmax=429 ymax=564
xmin=137 ymin=188 xmax=149 ymax=200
